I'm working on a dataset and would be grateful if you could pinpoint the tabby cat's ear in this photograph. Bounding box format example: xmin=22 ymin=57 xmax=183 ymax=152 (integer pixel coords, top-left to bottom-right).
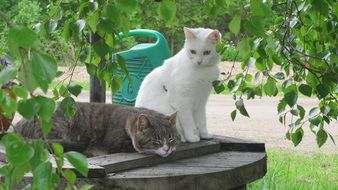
xmin=168 ymin=112 xmax=177 ymax=125
xmin=184 ymin=27 xmax=195 ymax=39
xmin=137 ymin=114 xmax=151 ymax=131
xmin=207 ymin=30 xmax=221 ymax=42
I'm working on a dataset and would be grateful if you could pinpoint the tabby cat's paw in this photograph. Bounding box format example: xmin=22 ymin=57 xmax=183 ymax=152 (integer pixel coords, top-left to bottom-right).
xmin=185 ymin=134 xmax=200 ymax=142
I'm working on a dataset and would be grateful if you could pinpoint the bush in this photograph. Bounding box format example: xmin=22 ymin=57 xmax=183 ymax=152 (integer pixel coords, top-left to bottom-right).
xmin=221 ymin=44 xmax=241 ymax=61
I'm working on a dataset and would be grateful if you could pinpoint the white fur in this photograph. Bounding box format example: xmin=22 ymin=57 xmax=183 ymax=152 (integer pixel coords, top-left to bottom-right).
xmin=135 ymin=27 xmax=221 ymax=142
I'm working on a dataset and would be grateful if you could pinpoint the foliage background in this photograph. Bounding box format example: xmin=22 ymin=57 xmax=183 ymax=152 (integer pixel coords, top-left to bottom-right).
xmin=0 ymin=0 xmax=337 ymax=189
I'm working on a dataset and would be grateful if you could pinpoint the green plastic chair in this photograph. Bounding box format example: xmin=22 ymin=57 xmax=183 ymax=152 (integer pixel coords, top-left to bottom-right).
xmin=112 ymin=29 xmax=171 ymax=106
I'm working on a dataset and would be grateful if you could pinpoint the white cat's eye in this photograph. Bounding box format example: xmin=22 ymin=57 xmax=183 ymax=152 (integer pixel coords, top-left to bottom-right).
xmin=203 ymin=50 xmax=211 ymax=55
xmin=190 ymin=49 xmax=196 ymax=54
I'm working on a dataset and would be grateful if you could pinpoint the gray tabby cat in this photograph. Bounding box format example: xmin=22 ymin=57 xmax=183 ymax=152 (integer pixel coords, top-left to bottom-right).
xmin=15 ymin=102 xmax=180 ymax=157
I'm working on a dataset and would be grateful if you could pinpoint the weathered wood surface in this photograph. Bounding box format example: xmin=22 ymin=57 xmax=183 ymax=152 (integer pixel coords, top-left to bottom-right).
xmin=0 ymin=144 xmax=6 ymax=162
xmin=75 ymin=151 xmax=266 ymax=190
xmin=88 ymin=140 xmax=221 ymax=173
xmin=213 ymin=135 xmax=265 ymax=152
xmin=11 ymin=136 xmax=266 ymax=190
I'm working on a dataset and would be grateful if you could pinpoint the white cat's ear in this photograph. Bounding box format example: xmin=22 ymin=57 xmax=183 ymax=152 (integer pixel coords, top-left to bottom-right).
xmin=168 ymin=112 xmax=177 ymax=125
xmin=137 ymin=114 xmax=151 ymax=131
xmin=207 ymin=30 xmax=221 ymax=42
xmin=184 ymin=27 xmax=195 ymax=39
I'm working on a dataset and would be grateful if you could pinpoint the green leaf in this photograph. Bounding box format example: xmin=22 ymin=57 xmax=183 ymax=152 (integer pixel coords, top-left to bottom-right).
xmin=158 ymin=0 xmax=177 ymax=23
xmin=60 ymin=97 xmax=76 ymax=117
xmin=235 ymin=100 xmax=250 ymax=117
xmin=244 ymin=16 xmax=265 ymax=36
xmin=215 ymin=42 xmax=225 ymax=54
xmin=230 ymin=110 xmax=237 ymax=121
xmin=92 ymin=40 xmax=110 ymax=58
xmin=290 ymin=109 xmax=299 ymax=116
xmin=34 ymin=96 xmax=56 ymax=122
xmin=13 ymin=85 xmax=28 ymax=100
xmin=237 ymin=38 xmax=251 ymax=58
xmin=0 ymin=68 xmax=16 ymax=87
xmin=309 ymin=107 xmax=320 ymax=119
xmin=2 ymin=133 xmax=34 ymax=165
xmin=87 ymin=12 xmax=99 ymax=33
xmin=40 ymin=118 xmax=52 ymax=137
xmin=85 ymin=63 xmax=97 ymax=76
xmin=229 ymin=15 xmax=241 ymax=36
xmin=277 ymin=100 xmax=287 ymax=114
xmin=63 ymin=169 xmax=76 ymax=185
xmin=67 ymin=84 xmax=83 ymax=97
xmin=32 ymin=52 xmax=58 ymax=92
xmin=291 ymin=128 xmax=304 ymax=146
xmin=12 ymin=162 xmax=31 ymax=182
xmin=299 ymin=84 xmax=312 ymax=97
xmin=17 ymin=99 xmax=40 ymax=119
xmin=274 ymin=72 xmax=285 ymax=80
xmin=65 ymin=151 xmax=88 ymax=177
xmin=30 ymin=140 xmax=50 ymax=170
xmin=52 ymin=143 xmax=64 ymax=157
xmin=17 ymin=60 xmax=38 ymax=93
xmin=284 ymin=91 xmax=298 ymax=107
xmin=116 ymin=0 xmax=138 ymax=12
xmin=79 ymin=184 xmax=94 ymax=190
xmin=59 ymin=84 xmax=70 ymax=97
xmin=111 ymin=76 xmax=122 ymax=94
xmin=212 ymin=80 xmax=225 ymax=94
xmin=328 ymin=132 xmax=336 ymax=145
xmin=316 ymin=129 xmax=328 ymax=148
xmin=8 ymin=27 xmax=37 ymax=55
xmin=250 ymin=0 xmax=273 ymax=16
xmin=315 ymin=84 xmax=329 ymax=99
xmin=117 ymin=54 xmax=130 ymax=78
xmin=32 ymin=162 xmax=53 ymax=190
xmin=264 ymin=77 xmax=278 ymax=96
xmin=297 ymin=105 xmax=305 ymax=119
xmin=103 ymin=5 xmax=119 ymax=22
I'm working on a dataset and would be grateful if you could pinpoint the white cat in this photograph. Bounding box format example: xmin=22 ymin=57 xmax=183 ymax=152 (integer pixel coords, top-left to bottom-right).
xmin=135 ymin=27 xmax=221 ymax=142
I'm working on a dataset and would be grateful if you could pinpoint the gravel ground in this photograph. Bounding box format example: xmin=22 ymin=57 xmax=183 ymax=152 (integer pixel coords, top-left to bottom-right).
xmin=39 ymin=63 xmax=338 ymax=152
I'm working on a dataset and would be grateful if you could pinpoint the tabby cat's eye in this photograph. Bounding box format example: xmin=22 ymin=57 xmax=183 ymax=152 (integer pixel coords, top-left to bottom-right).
xmin=154 ymin=141 xmax=162 ymax=145
xmin=203 ymin=50 xmax=211 ymax=55
xmin=168 ymin=138 xmax=175 ymax=143
xmin=190 ymin=50 xmax=196 ymax=54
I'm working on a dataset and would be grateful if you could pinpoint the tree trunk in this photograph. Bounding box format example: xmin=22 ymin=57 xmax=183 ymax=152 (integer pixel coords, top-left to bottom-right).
xmin=89 ymin=33 xmax=106 ymax=103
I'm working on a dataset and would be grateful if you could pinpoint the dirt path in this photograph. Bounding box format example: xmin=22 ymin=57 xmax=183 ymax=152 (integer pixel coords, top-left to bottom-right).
xmin=53 ymin=65 xmax=338 ymax=152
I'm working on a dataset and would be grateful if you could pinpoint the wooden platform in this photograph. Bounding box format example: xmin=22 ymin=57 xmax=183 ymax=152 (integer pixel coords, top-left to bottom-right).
xmin=2 ymin=136 xmax=267 ymax=190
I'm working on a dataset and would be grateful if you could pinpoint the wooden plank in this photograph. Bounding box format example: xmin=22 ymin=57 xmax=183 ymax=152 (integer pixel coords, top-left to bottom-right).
xmin=88 ymin=140 xmax=221 ymax=173
xmin=213 ymin=136 xmax=265 ymax=152
xmin=0 ymin=144 xmax=6 ymax=162
xmin=113 ymin=152 xmax=266 ymax=177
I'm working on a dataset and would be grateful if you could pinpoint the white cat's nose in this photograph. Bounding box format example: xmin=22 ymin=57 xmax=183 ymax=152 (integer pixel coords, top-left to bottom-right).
xmin=197 ymin=61 xmax=202 ymax=65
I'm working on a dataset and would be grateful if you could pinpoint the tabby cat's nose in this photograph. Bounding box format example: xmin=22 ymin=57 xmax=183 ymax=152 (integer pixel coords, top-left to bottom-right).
xmin=163 ymin=144 xmax=170 ymax=152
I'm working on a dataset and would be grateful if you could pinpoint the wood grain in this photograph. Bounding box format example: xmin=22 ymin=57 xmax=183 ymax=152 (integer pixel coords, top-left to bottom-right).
xmin=88 ymin=140 xmax=221 ymax=173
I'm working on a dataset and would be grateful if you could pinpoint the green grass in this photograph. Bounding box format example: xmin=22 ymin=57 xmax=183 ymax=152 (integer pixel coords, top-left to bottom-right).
xmin=249 ymin=150 xmax=338 ymax=190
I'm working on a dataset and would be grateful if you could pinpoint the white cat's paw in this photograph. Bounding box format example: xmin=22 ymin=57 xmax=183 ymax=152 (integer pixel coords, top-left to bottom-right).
xmin=200 ymin=132 xmax=213 ymax=139
xmin=180 ymin=135 xmax=186 ymax=143
xmin=185 ymin=134 xmax=200 ymax=142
